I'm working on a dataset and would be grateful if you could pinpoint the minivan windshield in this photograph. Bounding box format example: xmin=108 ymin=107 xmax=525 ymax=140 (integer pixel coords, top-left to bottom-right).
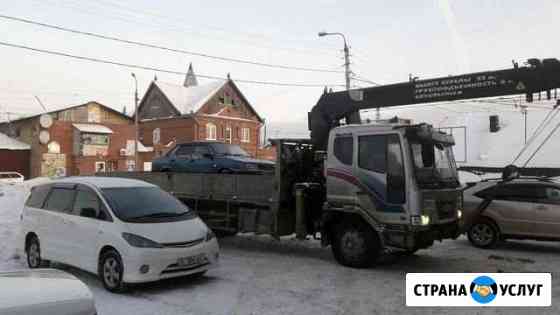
xmin=210 ymin=143 xmax=250 ymax=157
xmin=101 ymin=187 xmax=191 ymax=222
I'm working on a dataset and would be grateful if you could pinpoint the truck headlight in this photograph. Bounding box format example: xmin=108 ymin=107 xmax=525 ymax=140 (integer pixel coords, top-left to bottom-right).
xmin=457 ymin=209 xmax=463 ymax=219
xmin=122 ymin=233 xmax=163 ymax=248
xmin=411 ymin=215 xmax=430 ymax=226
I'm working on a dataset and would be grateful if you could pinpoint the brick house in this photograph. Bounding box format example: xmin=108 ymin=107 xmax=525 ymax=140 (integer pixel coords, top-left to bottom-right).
xmin=0 ymin=101 xmax=151 ymax=178
xmin=137 ymin=64 xmax=265 ymax=158
xmin=0 ymin=132 xmax=30 ymax=178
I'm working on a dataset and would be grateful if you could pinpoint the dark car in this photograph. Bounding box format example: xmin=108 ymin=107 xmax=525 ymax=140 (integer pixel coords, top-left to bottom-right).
xmin=462 ymin=177 xmax=560 ymax=248
xmin=152 ymin=141 xmax=275 ymax=174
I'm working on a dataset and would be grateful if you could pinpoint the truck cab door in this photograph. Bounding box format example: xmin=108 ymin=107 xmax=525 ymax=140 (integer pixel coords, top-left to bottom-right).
xmin=355 ymin=134 xmax=406 ymax=220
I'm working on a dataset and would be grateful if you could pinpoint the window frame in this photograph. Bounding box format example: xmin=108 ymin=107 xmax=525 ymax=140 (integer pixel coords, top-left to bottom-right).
xmin=241 ymin=127 xmax=250 ymax=143
xmin=174 ymin=144 xmax=194 ymax=159
xmin=72 ymin=184 xmax=113 ymax=221
xmin=358 ymin=134 xmax=387 ymax=174
xmin=333 ymin=135 xmax=354 ymax=166
xmin=43 ymin=185 xmax=77 ymax=213
xmin=386 ymin=134 xmax=406 ymax=204
xmin=25 ymin=184 xmax=53 ymax=209
xmin=476 ymin=183 xmax=544 ymax=203
xmin=206 ymin=123 xmax=217 ymax=140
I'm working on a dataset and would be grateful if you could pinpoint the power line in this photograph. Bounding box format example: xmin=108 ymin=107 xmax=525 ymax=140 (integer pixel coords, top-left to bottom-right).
xmin=0 ymin=14 xmax=343 ymax=74
xmin=43 ymin=0 xmax=341 ymax=58
xmin=0 ymin=41 xmax=343 ymax=88
xmin=352 ymin=76 xmax=380 ymax=86
xmin=87 ymin=0 xmax=340 ymax=53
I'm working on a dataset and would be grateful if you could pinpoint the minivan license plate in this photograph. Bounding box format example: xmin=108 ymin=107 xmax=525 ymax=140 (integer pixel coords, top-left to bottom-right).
xmin=177 ymin=254 xmax=206 ymax=267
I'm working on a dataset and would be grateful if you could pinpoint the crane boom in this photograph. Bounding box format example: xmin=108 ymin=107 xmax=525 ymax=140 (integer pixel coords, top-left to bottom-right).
xmin=309 ymin=58 xmax=560 ymax=149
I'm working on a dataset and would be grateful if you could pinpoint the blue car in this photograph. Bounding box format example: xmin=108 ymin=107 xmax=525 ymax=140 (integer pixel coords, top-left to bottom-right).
xmin=152 ymin=141 xmax=275 ymax=174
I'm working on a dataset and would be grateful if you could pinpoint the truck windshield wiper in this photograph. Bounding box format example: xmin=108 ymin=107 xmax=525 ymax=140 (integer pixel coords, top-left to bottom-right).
xmin=128 ymin=211 xmax=189 ymax=220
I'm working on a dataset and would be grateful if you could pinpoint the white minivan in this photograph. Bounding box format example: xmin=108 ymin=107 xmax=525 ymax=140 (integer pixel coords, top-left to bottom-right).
xmin=19 ymin=176 xmax=219 ymax=292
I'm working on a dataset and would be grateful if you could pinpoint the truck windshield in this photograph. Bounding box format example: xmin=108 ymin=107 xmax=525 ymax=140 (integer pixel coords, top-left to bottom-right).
xmin=410 ymin=142 xmax=459 ymax=188
xmin=211 ymin=143 xmax=250 ymax=157
xmin=101 ymin=187 xmax=192 ymax=222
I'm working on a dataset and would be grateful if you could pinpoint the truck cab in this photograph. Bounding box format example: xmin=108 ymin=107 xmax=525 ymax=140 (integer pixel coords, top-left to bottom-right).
xmin=322 ymin=123 xmax=461 ymax=266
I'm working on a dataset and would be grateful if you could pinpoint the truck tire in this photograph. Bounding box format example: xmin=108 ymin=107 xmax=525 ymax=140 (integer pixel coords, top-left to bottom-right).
xmin=331 ymin=218 xmax=380 ymax=268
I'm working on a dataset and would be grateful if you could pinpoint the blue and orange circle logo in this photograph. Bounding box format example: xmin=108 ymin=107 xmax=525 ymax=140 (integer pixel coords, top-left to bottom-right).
xmin=470 ymin=276 xmax=498 ymax=304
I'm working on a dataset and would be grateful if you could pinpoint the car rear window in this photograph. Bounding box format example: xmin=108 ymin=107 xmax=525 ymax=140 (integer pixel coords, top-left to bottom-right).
xmin=25 ymin=185 xmax=51 ymax=208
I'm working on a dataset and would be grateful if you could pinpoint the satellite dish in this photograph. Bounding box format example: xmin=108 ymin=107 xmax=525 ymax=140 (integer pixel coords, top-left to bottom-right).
xmin=39 ymin=114 xmax=53 ymax=129
xmin=39 ymin=130 xmax=50 ymax=145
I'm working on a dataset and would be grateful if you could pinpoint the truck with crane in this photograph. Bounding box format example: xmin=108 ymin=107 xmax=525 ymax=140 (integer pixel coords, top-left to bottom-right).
xmin=103 ymin=58 xmax=560 ymax=267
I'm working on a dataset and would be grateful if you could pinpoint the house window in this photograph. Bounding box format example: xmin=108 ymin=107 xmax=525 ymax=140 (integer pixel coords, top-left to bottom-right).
xmin=206 ymin=123 xmax=217 ymax=140
xmin=241 ymin=127 xmax=250 ymax=143
xmin=225 ymin=127 xmax=232 ymax=143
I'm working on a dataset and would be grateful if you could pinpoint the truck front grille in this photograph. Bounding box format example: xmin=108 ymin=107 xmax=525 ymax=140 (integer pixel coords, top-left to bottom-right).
xmin=436 ymin=200 xmax=456 ymax=220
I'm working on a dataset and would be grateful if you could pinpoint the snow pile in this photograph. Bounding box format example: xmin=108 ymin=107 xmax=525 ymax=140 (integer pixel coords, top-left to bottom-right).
xmin=0 ymin=184 xmax=26 ymax=270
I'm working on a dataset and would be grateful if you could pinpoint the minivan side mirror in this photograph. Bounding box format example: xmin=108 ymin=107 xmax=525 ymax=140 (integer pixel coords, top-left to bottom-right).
xmin=80 ymin=207 xmax=97 ymax=218
xmin=203 ymin=153 xmax=214 ymax=160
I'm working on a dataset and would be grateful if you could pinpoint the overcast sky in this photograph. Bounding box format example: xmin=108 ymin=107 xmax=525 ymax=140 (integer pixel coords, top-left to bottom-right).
xmin=0 ymin=0 xmax=559 ymax=126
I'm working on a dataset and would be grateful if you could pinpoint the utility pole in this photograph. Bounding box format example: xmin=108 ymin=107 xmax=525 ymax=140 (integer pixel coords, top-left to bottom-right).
xmin=318 ymin=31 xmax=361 ymax=124
xmin=131 ymin=73 xmax=140 ymax=171
xmin=521 ymin=105 xmax=528 ymax=144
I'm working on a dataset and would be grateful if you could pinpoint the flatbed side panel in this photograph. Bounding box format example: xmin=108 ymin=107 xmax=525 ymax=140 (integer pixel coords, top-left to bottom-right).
xmin=96 ymin=171 xmax=279 ymax=234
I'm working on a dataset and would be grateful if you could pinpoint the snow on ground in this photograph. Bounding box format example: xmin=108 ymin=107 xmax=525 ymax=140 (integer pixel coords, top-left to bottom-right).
xmin=0 ymin=184 xmax=27 ymax=270
xmin=1 ymin=183 xmax=560 ymax=314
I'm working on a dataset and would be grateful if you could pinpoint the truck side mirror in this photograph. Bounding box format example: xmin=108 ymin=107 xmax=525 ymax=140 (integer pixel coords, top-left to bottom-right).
xmin=502 ymin=164 xmax=519 ymax=182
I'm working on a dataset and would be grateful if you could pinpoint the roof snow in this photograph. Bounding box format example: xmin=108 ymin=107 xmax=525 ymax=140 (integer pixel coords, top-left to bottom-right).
xmin=0 ymin=133 xmax=30 ymax=150
xmin=154 ymin=80 xmax=226 ymax=115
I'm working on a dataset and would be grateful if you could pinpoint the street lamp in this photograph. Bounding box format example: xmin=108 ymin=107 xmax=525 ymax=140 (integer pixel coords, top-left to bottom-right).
xmin=318 ymin=31 xmax=361 ymax=123
xmin=131 ymin=73 xmax=139 ymax=171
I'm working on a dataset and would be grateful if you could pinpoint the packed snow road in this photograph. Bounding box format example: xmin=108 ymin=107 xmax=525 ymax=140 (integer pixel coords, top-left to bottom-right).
xmin=1 ymin=184 xmax=559 ymax=314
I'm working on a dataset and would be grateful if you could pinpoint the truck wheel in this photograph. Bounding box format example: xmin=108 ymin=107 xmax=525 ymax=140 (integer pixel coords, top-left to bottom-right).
xmin=468 ymin=219 xmax=499 ymax=248
xmin=331 ymin=219 xmax=380 ymax=268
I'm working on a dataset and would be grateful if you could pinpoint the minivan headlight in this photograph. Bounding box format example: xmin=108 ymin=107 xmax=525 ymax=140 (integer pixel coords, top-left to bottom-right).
xmin=205 ymin=229 xmax=216 ymax=242
xmin=122 ymin=233 xmax=163 ymax=248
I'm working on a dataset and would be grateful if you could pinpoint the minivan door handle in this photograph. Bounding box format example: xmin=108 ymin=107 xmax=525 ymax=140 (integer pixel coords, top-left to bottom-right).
xmin=535 ymin=205 xmax=547 ymax=211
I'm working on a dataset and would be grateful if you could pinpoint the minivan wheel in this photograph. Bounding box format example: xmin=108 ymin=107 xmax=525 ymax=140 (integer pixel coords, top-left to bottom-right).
xmin=100 ymin=250 xmax=127 ymax=293
xmin=331 ymin=219 xmax=380 ymax=268
xmin=26 ymin=236 xmax=48 ymax=268
xmin=468 ymin=220 xmax=499 ymax=248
